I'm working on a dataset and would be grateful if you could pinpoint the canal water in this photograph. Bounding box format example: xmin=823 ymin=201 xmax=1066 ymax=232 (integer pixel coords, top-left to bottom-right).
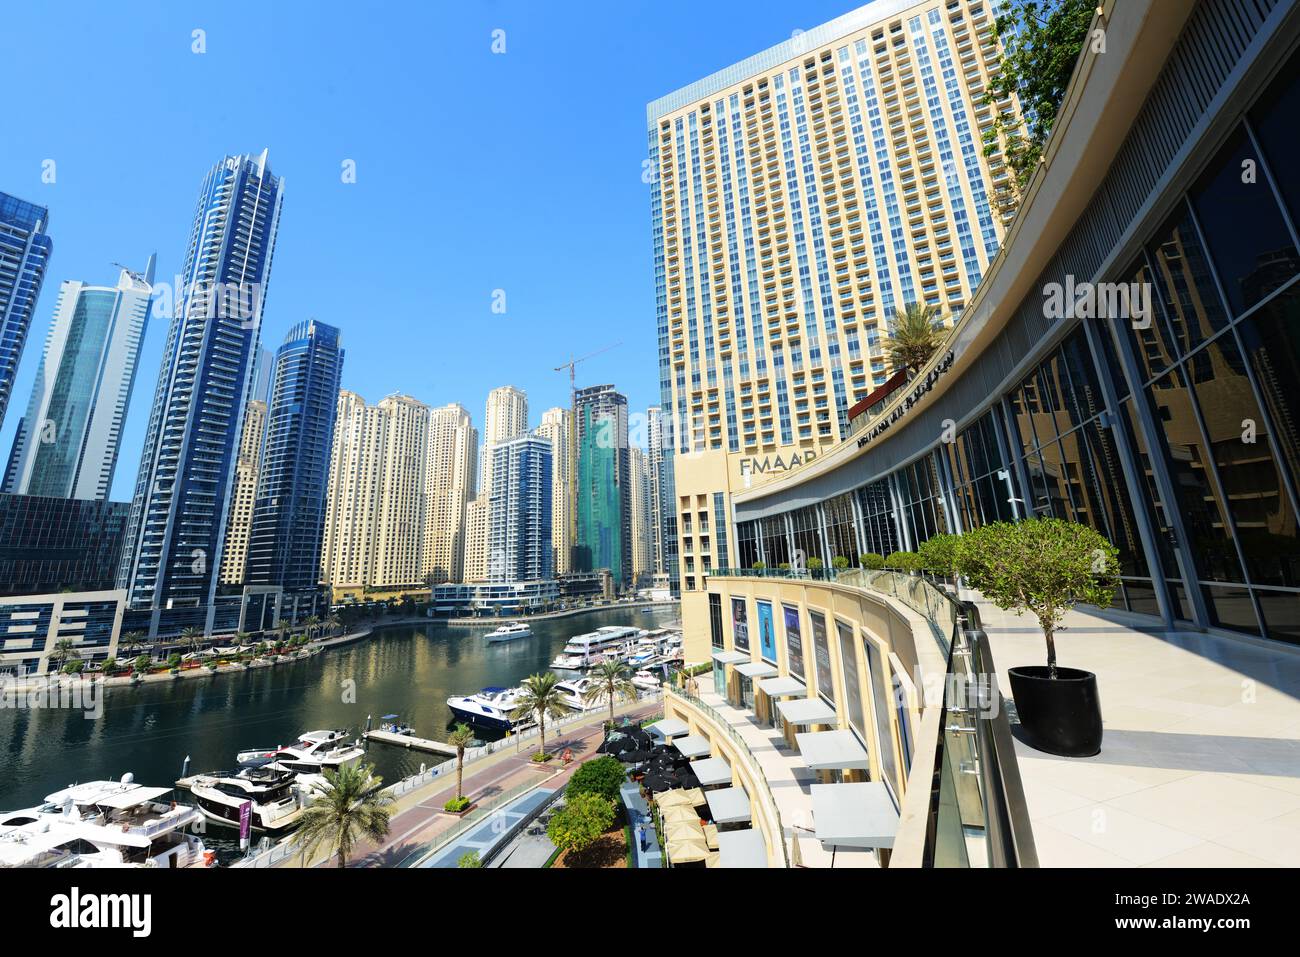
xmin=0 ymin=606 xmax=678 ymax=859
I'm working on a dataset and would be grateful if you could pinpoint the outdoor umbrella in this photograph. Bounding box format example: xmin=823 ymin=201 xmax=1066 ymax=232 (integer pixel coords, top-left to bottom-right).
xmin=666 ymin=838 xmax=711 ymax=864
xmin=661 ymin=805 xmax=703 ymax=825
xmin=620 ymin=749 xmax=654 ymax=765
xmin=665 ymin=821 xmax=706 ymax=843
xmin=656 ymin=789 xmax=689 ymax=808
xmin=643 ymin=774 xmax=676 ymax=793
xmin=677 ymin=787 xmax=707 ymax=807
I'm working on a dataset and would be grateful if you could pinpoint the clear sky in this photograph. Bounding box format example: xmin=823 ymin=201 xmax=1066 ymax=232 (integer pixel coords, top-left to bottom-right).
xmin=0 ymin=0 xmax=860 ymax=500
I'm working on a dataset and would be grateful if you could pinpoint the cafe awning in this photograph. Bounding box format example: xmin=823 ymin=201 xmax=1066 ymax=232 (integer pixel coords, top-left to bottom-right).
xmin=690 ymin=757 xmax=732 ymax=787
xmin=810 ymin=782 xmax=898 ymax=849
xmin=705 ymin=786 xmax=751 ymax=825
xmin=758 ymin=676 xmax=806 ymax=697
xmin=712 ymin=650 xmax=751 ymax=665
xmin=775 ymin=697 xmax=837 ymax=726
xmin=735 ymin=661 xmax=777 ymax=679
xmin=673 ymin=734 xmax=712 ymax=759
xmin=645 ymin=717 xmax=689 ymax=738
xmin=717 ymin=829 xmax=768 ymax=868
xmin=796 ymin=729 xmax=870 ymax=770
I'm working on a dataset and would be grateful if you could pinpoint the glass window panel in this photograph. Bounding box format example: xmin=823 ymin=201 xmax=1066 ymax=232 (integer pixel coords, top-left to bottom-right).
xmin=1255 ymin=588 xmax=1300 ymax=645
xmin=1249 ymin=50 xmax=1300 ymax=242
xmin=1188 ymin=127 xmax=1298 ymax=317
xmin=1203 ymin=584 xmax=1261 ymax=636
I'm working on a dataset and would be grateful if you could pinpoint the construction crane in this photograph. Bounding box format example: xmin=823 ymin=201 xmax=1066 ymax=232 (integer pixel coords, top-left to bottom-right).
xmin=553 ymin=341 xmax=622 ymax=404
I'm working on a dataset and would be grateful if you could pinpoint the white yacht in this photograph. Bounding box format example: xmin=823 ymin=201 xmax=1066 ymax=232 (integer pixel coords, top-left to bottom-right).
xmin=555 ymin=676 xmax=601 ymax=711
xmin=182 ymin=766 xmax=326 ymax=834
xmin=550 ymin=626 xmax=642 ymax=671
xmin=631 ymin=669 xmax=662 ymax=690
xmin=237 ymin=729 xmax=363 ymax=774
xmin=484 ymin=622 xmax=532 ymax=644
xmin=0 ymin=774 xmax=213 ymax=868
xmin=446 ymin=686 xmax=527 ymax=731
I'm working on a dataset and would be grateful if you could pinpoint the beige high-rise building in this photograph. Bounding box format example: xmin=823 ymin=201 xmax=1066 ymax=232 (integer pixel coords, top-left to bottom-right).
xmin=537 ymin=406 xmax=572 ymax=576
xmin=218 ymin=399 xmax=267 ymax=586
xmin=423 ymin=403 xmax=477 ymax=585
xmin=321 ymin=391 xmax=430 ymax=595
xmin=648 ymin=0 xmax=1016 ymax=643
xmin=629 ymin=445 xmax=654 ymax=589
xmin=479 ymin=385 xmax=528 ymax=495
xmin=462 ymin=497 xmax=490 ymax=583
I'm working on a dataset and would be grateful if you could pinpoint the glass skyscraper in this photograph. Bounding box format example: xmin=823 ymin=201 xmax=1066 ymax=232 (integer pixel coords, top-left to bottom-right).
xmin=4 ymin=259 xmax=155 ymax=499
xmin=574 ymin=384 xmax=630 ymax=589
xmin=0 ymin=193 xmax=54 ymax=433
xmin=117 ymin=151 xmax=284 ymax=636
xmin=244 ymin=319 xmax=344 ymax=610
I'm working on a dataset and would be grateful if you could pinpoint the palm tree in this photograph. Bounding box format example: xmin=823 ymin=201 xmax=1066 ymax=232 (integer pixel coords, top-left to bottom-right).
xmin=274 ymin=618 xmax=290 ymax=646
xmin=50 ymin=638 xmax=79 ymax=673
xmin=885 ymin=302 xmax=946 ymax=377
xmin=120 ymin=630 xmax=145 ymax=660
xmin=447 ymin=723 xmax=476 ymax=802
xmin=303 ymin=615 xmax=321 ymax=641
xmin=295 ymin=763 xmax=393 ymax=868
xmin=326 ymin=614 xmax=343 ymax=636
xmin=583 ymin=660 xmax=639 ymax=729
xmin=180 ymin=626 xmax=204 ymax=656
xmin=509 ymin=672 xmax=571 ymax=758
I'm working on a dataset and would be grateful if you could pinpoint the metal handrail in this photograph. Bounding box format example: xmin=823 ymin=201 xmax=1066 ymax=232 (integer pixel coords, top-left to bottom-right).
xmin=923 ymin=597 xmax=1037 ymax=867
xmin=665 ymin=683 xmax=790 ymax=868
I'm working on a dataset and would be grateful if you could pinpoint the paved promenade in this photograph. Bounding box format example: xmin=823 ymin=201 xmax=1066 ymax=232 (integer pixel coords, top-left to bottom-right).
xmin=284 ymin=697 xmax=659 ymax=868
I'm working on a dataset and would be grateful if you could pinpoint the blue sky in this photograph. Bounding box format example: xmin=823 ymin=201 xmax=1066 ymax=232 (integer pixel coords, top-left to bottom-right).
xmin=1 ymin=0 xmax=860 ymax=499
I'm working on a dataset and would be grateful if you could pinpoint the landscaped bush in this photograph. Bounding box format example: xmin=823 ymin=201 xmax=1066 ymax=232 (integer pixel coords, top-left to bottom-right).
xmin=859 ymin=553 xmax=885 ymax=570
xmin=917 ymin=533 xmax=961 ymax=577
xmin=167 ymin=653 xmax=183 ymax=669
xmin=832 ymin=556 xmax=850 ymax=570
xmin=444 ymin=796 xmax=472 ymax=813
xmin=807 ymin=557 xmax=824 ymax=572
xmin=547 ymin=792 xmax=616 ymax=858
xmin=566 ymin=755 xmax=626 ymax=804
xmin=884 ymin=551 xmax=921 ymax=572
xmin=751 ymin=561 xmax=766 ymax=571
xmin=132 ymin=655 xmax=151 ymax=675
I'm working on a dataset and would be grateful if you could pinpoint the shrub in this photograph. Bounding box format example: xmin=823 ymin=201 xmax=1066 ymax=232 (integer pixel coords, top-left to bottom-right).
xmin=751 ymin=561 xmax=766 ymax=571
xmin=917 ymin=533 xmax=961 ymax=577
xmin=566 ymin=755 xmax=626 ymax=804
xmin=547 ymin=792 xmax=616 ymax=858
xmin=457 ymin=850 xmax=482 ymax=868
xmin=807 ymin=557 xmax=824 ymax=571
xmin=133 ymin=654 xmax=152 ymax=675
xmin=958 ymin=518 xmax=1119 ymax=676
xmin=860 ymin=553 xmax=885 ymax=570
xmin=167 ymin=653 xmax=183 ymax=669
xmin=832 ymin=556 xmax=850 ymax=570
xmin=778 ymin=562 xmax=791 ymax=571
xmin=101 ymin=657 xmax=118 ymax=675
xmin=884 ymin=551 xmax=920 ymax=572
xmin=444 ymin=796 xmax=472 ymax=813
xmin=62 ymin=660 xmax=84 ymax=675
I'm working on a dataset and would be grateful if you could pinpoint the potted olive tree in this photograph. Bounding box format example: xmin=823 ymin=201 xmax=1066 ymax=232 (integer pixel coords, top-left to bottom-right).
xmin=958 ymin=518 xmax=1118 ymax=757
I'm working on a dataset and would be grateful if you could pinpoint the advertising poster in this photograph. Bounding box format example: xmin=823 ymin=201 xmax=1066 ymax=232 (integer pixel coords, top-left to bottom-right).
xmin=783 ymin=604 xmax=804 ymax=681
xmin=811 ymin=610 xmax=834 ymax=704
xmin=731 ymin=596 xmax=749 ymax=651
xmin=756 ymin=600 xmax=777 ymax=663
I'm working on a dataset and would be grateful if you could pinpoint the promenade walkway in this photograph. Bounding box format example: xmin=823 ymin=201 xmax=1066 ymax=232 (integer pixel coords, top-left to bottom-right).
xmin=280 ymin=697 xmax=660 ymax=868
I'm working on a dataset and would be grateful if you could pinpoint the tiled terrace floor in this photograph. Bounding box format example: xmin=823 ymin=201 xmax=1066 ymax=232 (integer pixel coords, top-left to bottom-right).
xmin=978 ymin=600 xmax=1300 ymax=867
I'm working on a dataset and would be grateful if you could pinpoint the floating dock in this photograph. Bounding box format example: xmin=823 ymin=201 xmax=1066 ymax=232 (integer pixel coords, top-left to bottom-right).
xmin=363 ymin=730 xmax=456 ymax=756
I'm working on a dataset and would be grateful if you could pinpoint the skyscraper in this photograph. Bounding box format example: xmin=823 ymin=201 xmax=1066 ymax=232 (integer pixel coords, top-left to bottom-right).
xmin=574 ymin=384 xmax=630 ymax=590
xmin=244 ymin=320 xmax=344 ymax=616
xmin=217 ymin=397 xmax=267 ymax=586
xmin=423 ymin=403 xmax=477 ymax=585
xmin=0 ymin=193 xmax=54 ymax=433
xmin=320 ymin=391 xmax=429 ymax=594
xmin=4 ymin=259 xmax=154 ymax=500
xmin=537 ymin=406 xmax=572 ymax=575
xmin=486 ymin=433 xmax=552 ymax=583
xmin=629 ymin=445 xmax=654 ymax=588
xmin=117 ymin=151 xmax=284 ymax=635
xmin=645 ymin=405 xmax=671 ymax=581
xmin=647 ymin=1 xmax=1015 ymax=605
xmin=479 ymin=384 xmax=528 ymax=496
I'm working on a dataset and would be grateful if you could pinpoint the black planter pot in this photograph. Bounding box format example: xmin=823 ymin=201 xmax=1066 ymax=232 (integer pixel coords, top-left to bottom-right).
xmin=1008 ymin=665 xmax=1102 ymax=757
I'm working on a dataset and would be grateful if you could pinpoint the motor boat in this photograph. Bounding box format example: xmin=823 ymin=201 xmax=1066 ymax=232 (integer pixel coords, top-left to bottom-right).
xmin=550 ymin=626 xmax=642 ymax=671
xmin=0 ymin=774 xmax=213 ymax=868
xmin=182 ymin=766 xmax=325 ymax=834
xmin=631 ymin=669 xmax=662 ymax=690
xmin=555 ymin=676 xmax=601 ymax=711
xmin=237 ymin=729 xmax=363 ymax=774
xmin=378 ymin=714 xmax=414 ymax=736
xmin=446 ymin=687 xmax=527 ymax=731
xmin=484 ymin=622 xmax=532 ymax=644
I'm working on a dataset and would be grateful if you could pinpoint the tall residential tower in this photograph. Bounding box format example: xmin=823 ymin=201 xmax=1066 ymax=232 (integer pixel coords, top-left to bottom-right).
xmin=0 ymin=193 xmax=53 ymax=432
xmin=4 ymin=259 xmax=154 ymax=499
xmin=117 ymin=151 xmax=284 ymax=636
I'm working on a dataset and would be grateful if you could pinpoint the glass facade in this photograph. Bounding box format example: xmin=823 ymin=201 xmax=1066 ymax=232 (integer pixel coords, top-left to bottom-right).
xmin=0 ymin=493 xmax=130 ymax=597
xmin=0 ymin=193 xmax=53 ymax=432
xmin=731 ymin=49 xmax=1300 ymax=645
